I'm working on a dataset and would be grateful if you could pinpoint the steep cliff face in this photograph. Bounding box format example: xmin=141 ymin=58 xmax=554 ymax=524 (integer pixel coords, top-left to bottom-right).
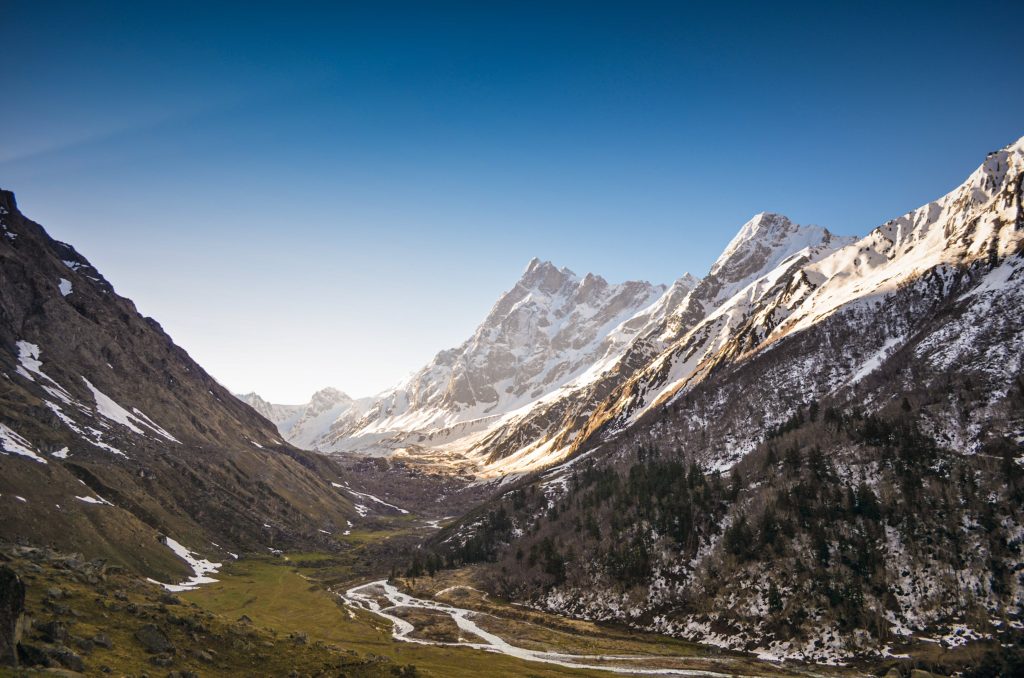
xmin=0 ymin=190 xmax=358 ymax=580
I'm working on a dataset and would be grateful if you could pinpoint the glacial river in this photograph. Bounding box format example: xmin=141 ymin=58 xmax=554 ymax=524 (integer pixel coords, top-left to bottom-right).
xmin=341 ymin=580 xmax=732 ymax=677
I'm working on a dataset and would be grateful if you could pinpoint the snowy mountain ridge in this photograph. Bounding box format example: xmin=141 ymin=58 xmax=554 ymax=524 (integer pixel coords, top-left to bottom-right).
xmin=569 ymin=135 xmax=1024 ymax=468
xmin=461 ymin=214 xmax=855 ymax=475
xmin=246 ymin=216 xmax=849 ymax=474
xmin=244 ymin=135 xmax=1024 ymax=480
xmin=244 ymin=261 xmax=672 ymax=461
xmin=238 ymin=388 xmax=373 ymax=450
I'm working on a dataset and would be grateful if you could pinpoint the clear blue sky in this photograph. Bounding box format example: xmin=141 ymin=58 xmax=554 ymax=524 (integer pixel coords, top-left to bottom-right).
xmin=2 ymin=1 xmax=1022 ymax=402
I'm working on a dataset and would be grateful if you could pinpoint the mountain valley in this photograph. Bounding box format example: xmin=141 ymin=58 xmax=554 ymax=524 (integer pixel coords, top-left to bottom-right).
xmin=2 ymin=136 xmax=1023 ymax=676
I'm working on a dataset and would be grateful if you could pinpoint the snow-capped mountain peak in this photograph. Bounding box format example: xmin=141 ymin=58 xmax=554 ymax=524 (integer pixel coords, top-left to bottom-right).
xmin=238 ymin=388 xmax=371 ymax=451
xmin=709 ymin=212 xmax=836 ymax=282
xmin=259 ymin=259 xmax=666 ymax=456
xmin=307 ymin=387 xmax=354 ymax=409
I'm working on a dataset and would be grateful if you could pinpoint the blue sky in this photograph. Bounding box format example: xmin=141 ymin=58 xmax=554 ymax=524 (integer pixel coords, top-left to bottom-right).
xmin=3 ymin=1 xmax=1023 ymax=402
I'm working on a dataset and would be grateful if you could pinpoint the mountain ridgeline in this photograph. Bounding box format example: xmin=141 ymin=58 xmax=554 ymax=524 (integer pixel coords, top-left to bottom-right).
xmin=395 ymin=138 xmax=1022 ymax=662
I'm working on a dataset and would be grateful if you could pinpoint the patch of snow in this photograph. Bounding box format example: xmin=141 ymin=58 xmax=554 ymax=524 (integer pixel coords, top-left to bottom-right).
xmin=423 ymin=516 xmax=453 ymax=529
xmin=344 ymin=487 xmax=409 ymax=514
xmin=849 ymin=335 xmax=904 ymax=385
xmin=130 ymin=408 xmax=181 ymax=443
xmin=0 ymin=423 xmax=47 ymax=464
xmin=14 ymin=341 xmax=74 ymax=403
xmin=75 ymin=494 xmax=113 ymax=506
xmin=45 ymin=400 xmax=130 ymax=458
xmin=82 ymin=377 xmax=179 ymax=443
xmin=147 ymin=537 xmax=222 ymax=592
xmin=58 ymin=278 xmax=72 ymax=296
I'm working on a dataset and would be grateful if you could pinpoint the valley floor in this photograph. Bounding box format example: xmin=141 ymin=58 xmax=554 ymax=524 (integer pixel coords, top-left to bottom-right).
xmin=3 ymin=519 xmax=998 ymax=676
xmin=183 ymin=553 xmax=852 ymax=677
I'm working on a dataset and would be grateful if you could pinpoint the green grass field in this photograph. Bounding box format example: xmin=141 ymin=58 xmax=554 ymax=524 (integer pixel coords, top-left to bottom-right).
xmin=183 ymin=556 xmax=611 ymax=677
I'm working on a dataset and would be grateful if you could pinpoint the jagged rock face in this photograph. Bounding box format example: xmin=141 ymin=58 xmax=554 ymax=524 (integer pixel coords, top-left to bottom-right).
xmin=0 ymin=191 xmax=358 ymax=579
xmin=707 ymin=213 xmax=831 ymax=286
xmin=383 ymin=259 xmax=665 ymax=414
xmin=253 ymin=260 xmax=669 ymax=461
xmin=461 ymin=216 xmax=852 ymax=473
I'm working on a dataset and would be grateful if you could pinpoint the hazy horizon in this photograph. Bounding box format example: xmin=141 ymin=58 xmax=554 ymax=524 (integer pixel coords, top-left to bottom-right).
xmin=3 ymin=1 xmax=1023 ymax=402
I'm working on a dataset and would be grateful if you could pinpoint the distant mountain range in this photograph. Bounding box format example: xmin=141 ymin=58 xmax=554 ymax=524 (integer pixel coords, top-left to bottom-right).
xmin=241 ymin=260 xmax=679 ymax=473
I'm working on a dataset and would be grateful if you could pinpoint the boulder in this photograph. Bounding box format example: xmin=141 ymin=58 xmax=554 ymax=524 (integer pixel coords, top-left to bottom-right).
xmin=91 ymin=632 xmax=113 ymax=649
xmin=16 ymin=641 xmax=84 ymax=671
xmin=134 ymin=624 xmax=174 ymax=654
xmin=37 ymin=619 xmax=69 ymax=644
xmin=0 ymin=566 xmax=25 ymax=666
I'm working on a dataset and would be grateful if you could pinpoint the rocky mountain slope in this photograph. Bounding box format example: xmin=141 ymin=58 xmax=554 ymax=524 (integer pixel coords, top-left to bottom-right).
xmin=566 ymin=138 xmax=1024 ymax=463
xmin=250 ymin=216 xmax=855 ymax=477
xmin=423 ymin=136 xmax=1024 ymax=661
xmin=0 ymin=190 xmax=360 ymax=582
xmin=463 ymin=213 xmax=855 ymax=474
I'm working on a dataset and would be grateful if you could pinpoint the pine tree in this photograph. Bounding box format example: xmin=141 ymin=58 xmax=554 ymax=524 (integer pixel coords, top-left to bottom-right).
xmin=768 ymin=580 xmax=783 ymax=614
